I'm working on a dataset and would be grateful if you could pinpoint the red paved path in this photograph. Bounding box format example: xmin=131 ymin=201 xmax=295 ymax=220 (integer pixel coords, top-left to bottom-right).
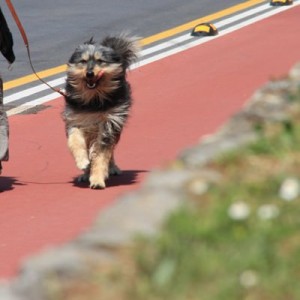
xmin=1 ymin=7 xmax=300 ymax=278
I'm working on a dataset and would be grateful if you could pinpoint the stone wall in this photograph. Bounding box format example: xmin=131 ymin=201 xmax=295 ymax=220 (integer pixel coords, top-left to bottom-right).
xmin=1 ymin=62 xmax=300 ymax=299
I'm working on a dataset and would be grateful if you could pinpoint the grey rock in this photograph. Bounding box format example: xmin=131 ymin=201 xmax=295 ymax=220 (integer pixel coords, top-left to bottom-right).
xmin=289 ymin=62 xmax=300 ymax=80
xmin=79 ymin=189 xmax=183 ymax=248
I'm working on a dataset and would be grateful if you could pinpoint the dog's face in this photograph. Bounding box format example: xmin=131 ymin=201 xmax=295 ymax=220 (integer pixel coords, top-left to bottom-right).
xmin=67 ymin=41 xmax=123 ymax=101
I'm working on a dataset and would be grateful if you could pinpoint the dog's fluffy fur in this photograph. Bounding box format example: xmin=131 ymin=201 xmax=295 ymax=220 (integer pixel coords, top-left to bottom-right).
xmin=63 ymin=35 xmax=139 ymax=188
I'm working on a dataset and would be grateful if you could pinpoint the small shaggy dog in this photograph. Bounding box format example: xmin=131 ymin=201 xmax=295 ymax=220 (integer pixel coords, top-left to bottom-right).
xmin=63 ymin=35 xmax=139 ymax=189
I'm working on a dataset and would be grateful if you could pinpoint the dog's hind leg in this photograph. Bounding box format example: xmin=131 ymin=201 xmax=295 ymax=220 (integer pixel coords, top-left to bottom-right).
xmin=89 ymin=145 xmax=113 ymax=189
xmin=109 ymin=153 xmax=122 ymax=176
xmin=67 ymin=127 xmax=90 ymax=171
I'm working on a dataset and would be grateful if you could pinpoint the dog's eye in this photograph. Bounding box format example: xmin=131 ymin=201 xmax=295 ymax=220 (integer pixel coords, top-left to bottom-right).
xmin=79 ymin=59 xmax=87 ymax=64
xmin=96 ymin=59 xmax=105 ymax=64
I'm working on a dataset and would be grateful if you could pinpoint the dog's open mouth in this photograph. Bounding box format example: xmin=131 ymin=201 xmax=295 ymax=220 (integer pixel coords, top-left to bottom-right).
xmin=86 ymin=79 xmax=97 ymax=89
xmin=86 ymin=70 xmax=105 ymax=89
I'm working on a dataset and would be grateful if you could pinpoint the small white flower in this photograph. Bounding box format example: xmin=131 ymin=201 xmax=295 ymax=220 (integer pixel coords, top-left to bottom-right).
xmin=228 ymin=201 xmax=250 ymax=220
xmin=188 ymin=179 xmax=209 ymax=196
xmin=239 ymin=270 xmax=258 ymax=288
xmin=257 ymin=204 xmax=280 ymax=220
xmin=279 ymin=177 xmax=300 ymax=201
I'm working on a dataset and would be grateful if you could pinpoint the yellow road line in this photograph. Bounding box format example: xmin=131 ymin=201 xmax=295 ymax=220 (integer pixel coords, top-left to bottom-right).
xmin=3 ymin=0 xmax=266 ymax=91
xmin=4 ymin=64 xmax=67 ymax=90
xmin=141 ymin=0 xmax=265 ymax=45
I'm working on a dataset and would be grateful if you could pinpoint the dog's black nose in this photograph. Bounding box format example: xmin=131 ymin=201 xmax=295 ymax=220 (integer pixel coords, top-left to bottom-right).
xmin=86 ymin=71 xmax=94 ymax=78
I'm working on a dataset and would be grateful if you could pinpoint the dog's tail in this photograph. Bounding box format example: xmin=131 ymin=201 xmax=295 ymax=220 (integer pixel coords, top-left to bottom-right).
xmin=102 ymin=34 xmax=140 ymax=69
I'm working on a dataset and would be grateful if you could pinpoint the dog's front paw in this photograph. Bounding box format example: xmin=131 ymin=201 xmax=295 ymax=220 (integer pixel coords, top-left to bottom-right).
xmin=109 ymin=163 xmax=122 ymax=176
xmin=77 ymin=173 xmax=89 ymax=183
xmin=76 ymin=158 xmax=90 ymax=171
xmin=89 ymin=175 xmax=106 ymax=189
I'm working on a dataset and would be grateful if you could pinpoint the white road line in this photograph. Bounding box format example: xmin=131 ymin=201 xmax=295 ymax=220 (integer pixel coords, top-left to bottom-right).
xmin=134 ymin=1 xmax=300 ymax=69
xmin=7 ymin=92 xmax=61 ymax=116
xmin=141 ymin=2 xmax=271 ymax=57
xmin=4 ymin=77 xmax=65 ymax=104
xmin=5 ymin=1 xmax=299 ymax=116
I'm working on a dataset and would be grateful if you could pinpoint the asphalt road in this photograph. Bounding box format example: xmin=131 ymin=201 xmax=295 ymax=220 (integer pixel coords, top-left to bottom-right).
xmin=0 ymin=0 xmax=243 ymax=81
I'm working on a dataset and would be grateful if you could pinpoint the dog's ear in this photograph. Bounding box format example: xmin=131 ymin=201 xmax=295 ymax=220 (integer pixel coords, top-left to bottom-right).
xmin=84 ymin=37 xmax=95 ymax=45
xmin=101 ymin=34 xmax=140 ymax=69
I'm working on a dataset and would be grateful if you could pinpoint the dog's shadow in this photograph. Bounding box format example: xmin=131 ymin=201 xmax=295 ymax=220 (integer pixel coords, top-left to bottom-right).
xmin=72 ymin=170 xmax=148 ymax=189
xmin=0 ymin=176 xmax=24 ymax=192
